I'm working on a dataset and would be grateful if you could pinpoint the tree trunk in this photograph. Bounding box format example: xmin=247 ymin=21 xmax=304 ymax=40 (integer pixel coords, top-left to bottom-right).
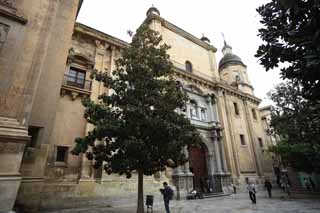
xmin=137 ymin=170 xmax=144 ymax=213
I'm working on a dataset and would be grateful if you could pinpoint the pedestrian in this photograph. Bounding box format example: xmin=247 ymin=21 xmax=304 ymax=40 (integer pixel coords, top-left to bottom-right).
xmin=284 ymin=182 xmax=291 ymax=198
xmin=160 ymin=182 xmax=174 ymax=213
xmin=309 ymin=177 xmax=316 ymax=192
xmin=280 ymin=175 xmax=287 ymax=192
xmin=231 ymin=183 xmax=237 ymax=194
xmin=264 ymin=179 xmax=272 ymax=198
xmin=247 ymin=181 xmax=257 ymax=204
xmin=304 ymin=178 xmax=311 ymax=191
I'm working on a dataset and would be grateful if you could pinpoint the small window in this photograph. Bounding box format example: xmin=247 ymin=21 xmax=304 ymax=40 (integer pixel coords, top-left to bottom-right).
xmin=28 ymin=126 xmax=41 ymax=148
xmin=200 ymin=108 xmax=206 ymax=121
xmin=185 ymin=61 xmax=193 ymax=72
xmin=66 ymin=67 xmax=86 ymax=89
xmin=252 ymin=109 xmax=257 ymax=120
xmin=258 ymin=138 xmax=263 ymax=148
xmin=233 ymin=102 xmax=239 ymax=115
xmin=56 ymin=146 xmax=69 ymax=162
xmin=190 ymin=100 xmax=198 ymax=118
xmin=240 ymin=134 xmax=246 ymax=145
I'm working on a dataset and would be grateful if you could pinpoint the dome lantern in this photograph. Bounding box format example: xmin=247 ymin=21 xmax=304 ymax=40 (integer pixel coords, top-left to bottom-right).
xmin=146 ymin=5 xmax=160 ymax=16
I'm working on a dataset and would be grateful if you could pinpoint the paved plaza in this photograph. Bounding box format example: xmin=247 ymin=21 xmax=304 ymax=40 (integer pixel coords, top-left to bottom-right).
xmin=46 ymin=190 xmax=320 ymax=213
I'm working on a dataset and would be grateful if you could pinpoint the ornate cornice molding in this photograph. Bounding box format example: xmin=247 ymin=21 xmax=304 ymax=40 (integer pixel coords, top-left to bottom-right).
xmin=74 ymin=23 xmax=128 ymax=49
xmin=0 ymin=6 xmax=27 ymax=25
xmin=173 ymin=68 xmax=261 ymax=105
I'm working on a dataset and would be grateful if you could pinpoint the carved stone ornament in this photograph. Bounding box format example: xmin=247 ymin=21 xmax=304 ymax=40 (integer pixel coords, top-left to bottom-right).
xmin=0 ymin=0 xmax=14 ymax=7
xmin=0 ymin=23 xmax=10 ymax=51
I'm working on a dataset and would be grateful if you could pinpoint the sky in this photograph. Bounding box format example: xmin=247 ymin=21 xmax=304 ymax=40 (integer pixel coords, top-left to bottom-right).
xmin=77 ymin=0 xmax=282 ymax=107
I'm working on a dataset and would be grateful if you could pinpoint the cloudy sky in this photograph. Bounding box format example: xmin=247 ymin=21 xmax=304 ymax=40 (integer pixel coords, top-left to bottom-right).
xmin=77 ymin=0 xmax=282 ymax=106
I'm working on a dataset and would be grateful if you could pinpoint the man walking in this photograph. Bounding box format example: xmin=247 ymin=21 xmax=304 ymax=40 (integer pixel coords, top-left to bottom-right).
xmin=264 ymin=179 xmax=272 ymax=198
xmin=247 ymin=181 xmax=257 ymax=204
xmin=160 ymin=182 xmax=174 ymax=213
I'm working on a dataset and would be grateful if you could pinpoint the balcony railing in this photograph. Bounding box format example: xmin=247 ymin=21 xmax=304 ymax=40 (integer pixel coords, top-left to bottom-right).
xmin=62 ymin=74 xmax=92 ymax=91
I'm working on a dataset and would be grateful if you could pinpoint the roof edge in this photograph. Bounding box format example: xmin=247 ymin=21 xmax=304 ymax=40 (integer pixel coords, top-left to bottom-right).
xmin=144 ymin=14 xmax=217 ymax=52
xmin=76 ymin=0 xmax=83 ymax=18
xmin=74 ymin=22 xmax=129 ymax=48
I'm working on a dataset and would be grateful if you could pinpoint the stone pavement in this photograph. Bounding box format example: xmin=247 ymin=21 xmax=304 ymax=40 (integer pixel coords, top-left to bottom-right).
xmin=46 ymin=190 xmax=320 ymax=213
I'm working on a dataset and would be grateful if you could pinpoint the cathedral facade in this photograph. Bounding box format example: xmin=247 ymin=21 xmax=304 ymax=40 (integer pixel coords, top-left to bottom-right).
xmin=0 ymin=3 xmax=274 ymax=212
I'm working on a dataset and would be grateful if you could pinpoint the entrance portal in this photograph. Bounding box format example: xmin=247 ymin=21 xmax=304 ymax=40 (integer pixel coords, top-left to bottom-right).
xmin=189 ymin=144 xmax=209 ymax=193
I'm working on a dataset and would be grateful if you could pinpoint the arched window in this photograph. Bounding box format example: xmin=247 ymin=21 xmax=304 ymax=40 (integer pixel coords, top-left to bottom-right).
xmin=190 ymin=100 xmax=198 ymax=118
xmin=185 ymin=61 xmax=193 ymax=72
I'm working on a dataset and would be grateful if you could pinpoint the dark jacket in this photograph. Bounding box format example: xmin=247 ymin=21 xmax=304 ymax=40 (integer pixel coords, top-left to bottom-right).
xmin=264 ymin=181 xmax=272 ymax=190
xmin=161 ymin=186 xmax=173 ymax=201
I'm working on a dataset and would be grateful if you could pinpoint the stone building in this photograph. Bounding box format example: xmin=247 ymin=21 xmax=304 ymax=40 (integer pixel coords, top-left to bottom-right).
xmin=0 ymin=0 xmax=83 ymax=212
xmin=1 ymin=3 xmax=275 ymax=212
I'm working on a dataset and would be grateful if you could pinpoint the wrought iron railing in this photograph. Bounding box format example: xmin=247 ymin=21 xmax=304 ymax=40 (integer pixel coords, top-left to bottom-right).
xmin=62 ymin=74 xmax=92 ymax=91
xmin=192 ymin=175 xmax=223 ymax=193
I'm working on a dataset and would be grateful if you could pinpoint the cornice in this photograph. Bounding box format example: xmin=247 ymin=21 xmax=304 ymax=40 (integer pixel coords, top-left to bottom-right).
xmin=144 ymin=15 xmax=217 ymax=52
xmin=173 ymin=68 xmax=261 ymax=105
xmin=74 ymin=23 xmax=128 ymax=48
xmin=0 ymin=7 xmax=27 ymax=25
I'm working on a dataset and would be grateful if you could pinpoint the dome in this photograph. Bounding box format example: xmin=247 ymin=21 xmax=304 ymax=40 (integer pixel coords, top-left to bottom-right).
xmin=146 ymin=6 xmax=160 ymax=16
xmin=218 ymin=41 xmax=245 ymax=70
xmin=219 ymin=53 xmax=245 ymax=70
xmin=200 ymin=35 xmax=210 ymax=44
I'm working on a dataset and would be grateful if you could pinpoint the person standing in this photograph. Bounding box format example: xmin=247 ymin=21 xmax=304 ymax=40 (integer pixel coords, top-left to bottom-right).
xmin=160 ymin=182 xmax=174 ymax=213
xmin=304 ymin=178 xmax=311 ymax=191
xmin=309 ymin=177 xmax=316 ymax=192
xmin=247 ymin=181 xmax=257 ymax=204
xmin=264 ymin=179 xmax=272 ymax=198
xmin=231 ymin=183 xmax=237 ymax=194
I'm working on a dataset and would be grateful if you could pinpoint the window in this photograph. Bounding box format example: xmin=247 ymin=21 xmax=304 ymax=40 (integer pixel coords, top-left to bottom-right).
xmin=233 ymin=102 xmax=239 ymax=115
xmin=200 ymin=108 xmax=206 ymax=121
xmin=185 ymin=61 xmax=193 ymax=72
xmin=240 ymin=134 xmax=246 ymax=145
xmin=190 ymin=100 xmax=198 ymax=118
xmin=258 ymin=138 xmax=263 ymax=148
xmin=66 ymin=67 xmax=86 ymax=89
xmin=252 ymin=109 xmax=257 ymax=120
xmin=56 ymin=146 xmax=69 ymax=162
xmin=235 ymin=75 xmax=241 ymax=82
xmin=28 ymin=126 xmax=41 ymax=148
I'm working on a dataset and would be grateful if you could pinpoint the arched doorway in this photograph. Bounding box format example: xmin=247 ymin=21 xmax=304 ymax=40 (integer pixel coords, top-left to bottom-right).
xmin=189 ymin=144 xmax=210 ymax=193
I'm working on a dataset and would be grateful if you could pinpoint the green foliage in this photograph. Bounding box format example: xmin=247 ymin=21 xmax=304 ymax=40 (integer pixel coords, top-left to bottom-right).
xmin=269 ymin=141 xmax=320 ymax=173
xmin=72 ymin=24 xmax=201 ymax=177
xmin=268 ymin=81 xmax=320 ymax=172
xmin=256 ymin=0 xmax=320 ymax=100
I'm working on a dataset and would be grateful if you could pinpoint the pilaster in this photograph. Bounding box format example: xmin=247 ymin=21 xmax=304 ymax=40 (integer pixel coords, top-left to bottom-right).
xmin=0 ymin=117 xmax=29 ymax=212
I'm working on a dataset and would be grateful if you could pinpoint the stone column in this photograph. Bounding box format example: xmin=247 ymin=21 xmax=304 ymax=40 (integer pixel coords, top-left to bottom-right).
xmin=213 ymin=138 xmax=223 ymax=173
xmin=0 ymin=117 xmax=30 ymax=212
xmin=218 ymin=134 xmax=228 ymax=173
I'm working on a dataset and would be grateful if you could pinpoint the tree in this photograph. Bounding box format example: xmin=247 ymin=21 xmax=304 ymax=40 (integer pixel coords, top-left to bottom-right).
xmin=72 ymin=24 xmax=201 ymax=213
xmin=267 ymin=81 xmax=320 ymax=172
xmin=256 ymin=0 xmax=320 ymax=100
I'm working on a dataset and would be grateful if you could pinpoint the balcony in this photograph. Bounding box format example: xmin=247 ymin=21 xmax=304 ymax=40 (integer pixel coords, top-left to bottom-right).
xmin=61 ymin=74 xmax=92 ymax=99
xmin=63 ymin=74 xmax=92 ymax=90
